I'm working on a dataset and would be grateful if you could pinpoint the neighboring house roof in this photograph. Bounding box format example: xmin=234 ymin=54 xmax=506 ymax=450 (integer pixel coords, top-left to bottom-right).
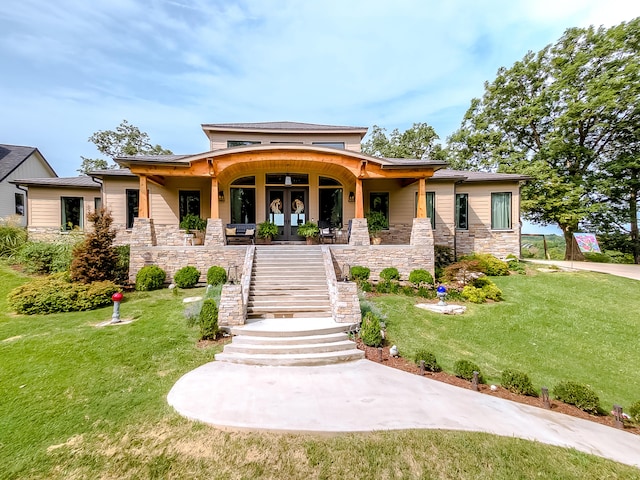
xmin=11 ymin=176 xmax=101 ymax=189
xmin=201 ymin=121 xmax=369 ymax=137
xmin=432 ymin=169 xmax=530 ymax=183
xmin=0 ymin=144 xmax=57 ymax=182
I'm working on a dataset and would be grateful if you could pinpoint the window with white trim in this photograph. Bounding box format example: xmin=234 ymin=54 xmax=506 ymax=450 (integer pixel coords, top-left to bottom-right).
xmin=491 ymin=192 xmax=512 ymax=230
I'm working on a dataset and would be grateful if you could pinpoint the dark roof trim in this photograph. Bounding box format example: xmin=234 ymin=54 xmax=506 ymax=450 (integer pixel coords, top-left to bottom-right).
xmin=201 ymin=121 xmax=369 ymax=136
xmin=11 ymin=177 xmax=101 ymax=189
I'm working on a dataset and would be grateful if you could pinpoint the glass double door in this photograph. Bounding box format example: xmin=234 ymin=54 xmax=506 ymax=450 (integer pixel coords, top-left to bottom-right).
xmin=267 ymin=188 xmax=308 ymax=241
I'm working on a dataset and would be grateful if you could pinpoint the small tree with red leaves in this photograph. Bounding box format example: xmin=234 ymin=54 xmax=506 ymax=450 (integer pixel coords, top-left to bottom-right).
xmin=70 ymin=208 xmax=118 ymax=284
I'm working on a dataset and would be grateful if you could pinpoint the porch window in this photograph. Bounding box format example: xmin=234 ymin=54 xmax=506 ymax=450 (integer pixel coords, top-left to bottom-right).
xmin=179 ymin=190 xmax=201 ymax=221
xmin=415 ymin=192 xmax=435 ymax=229
xmin=319 ymin=186 xmax=343 ymax=228
xmin=126 ymin=189 xmax=139 ymax=229
xmin=227 ymin=140 xmax=260 ymax=147
xmin=369 ymin=192 xmax=389 ymax=226
xmin=61 ymin=197 xmax=83 ymax=230
xmin=491 ymin=192 xmax=512 ymax=230
xmin=455 ymin=193 xmax=468 ymax=230
xmin=312 ymin=142 xmax=345 ymax=149
xmin=230 ymin=188 xmax=256 ymax=224
xmin=265 ymin=173 xmax=308 ymax=185
xmin=94 ymin=197 xmax=102 ymax=211
xmin=15 ymin=192 xmax=24 ymax=216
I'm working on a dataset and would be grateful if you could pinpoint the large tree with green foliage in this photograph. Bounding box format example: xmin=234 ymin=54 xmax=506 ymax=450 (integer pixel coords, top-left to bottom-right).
xmin=362 ymin=122 xmax=444 ymax=160
xmin=447 ymin=19 xmax=640 ymax=260
xmin=78 ymin=120 xmax=172 ymax=174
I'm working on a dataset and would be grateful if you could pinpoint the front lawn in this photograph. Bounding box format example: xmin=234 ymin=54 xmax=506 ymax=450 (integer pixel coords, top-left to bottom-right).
xmin=1 ymin=264 xmax=639 ymax=478
xmin=373 ymin=269 xmax=640 ymax=409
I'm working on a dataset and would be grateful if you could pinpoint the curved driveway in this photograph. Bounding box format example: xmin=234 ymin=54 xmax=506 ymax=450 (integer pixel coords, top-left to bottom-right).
xmin=525 ymin=260 xmax=640 ymax=280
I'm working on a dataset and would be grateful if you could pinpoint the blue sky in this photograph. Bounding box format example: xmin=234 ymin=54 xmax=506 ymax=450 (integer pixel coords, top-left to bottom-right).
xmin=1 ymin=0 xmax=639 ymax=234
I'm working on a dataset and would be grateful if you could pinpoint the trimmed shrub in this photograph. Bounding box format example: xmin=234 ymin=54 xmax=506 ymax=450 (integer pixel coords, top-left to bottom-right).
xmin=174 ymin=266 xmax=200 ymax=288
xmin=462 ymin=277 xmax=503 ymax=303
xmin=207 ymin=266 xmax=227 ymax=285
xmin=454 ymin=359 xmax=483 ymax=382
xmin=350 ymin=266 xmax=370 ymax=284
xmin=379 ymin=267 xmax=400 ymax=282
xmin=628 ymin=401 xmax=640 ymax=424
xmin=113 ymin=245 xmax=130 ymax=285
xmin=70 ymin=208 xmax=118 ymax=284
xmin=461 ymin=253 xmax=509 ymax=276
xmin=417 ymin=286 xmax=435 ymax=298
xmin=401 ymin=285 xmax=415 ymax=296
xmin=414 ymin=349 xmax=442 ymax=372
xmin=0 ymin=220 xmax=27 ymax=258
xmin=199 ymin=299 xmax=219 ymax=340
xmin=8 ymin=272 xmax=120 ymax=314
xmin=461 ymin=285 xmax=486 ymax=303
xmin=18 ymin=242 xmax=73 ymax=274
xmin=135 ymin=265 xmax=166 ymax=291
xmin=553 ymin=381 xmax=601 ymax=414
xmin=360 ymin=311 xmax=383 ymax=347
xmin=409 ymin=269 xmax=434 ymax=287
xmin=501 ymin=369 xmax=537 ymax=396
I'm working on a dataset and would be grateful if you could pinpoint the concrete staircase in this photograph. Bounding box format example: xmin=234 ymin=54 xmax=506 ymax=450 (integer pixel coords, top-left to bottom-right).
xmin=215 ymin=246 xmax=364 ymax=366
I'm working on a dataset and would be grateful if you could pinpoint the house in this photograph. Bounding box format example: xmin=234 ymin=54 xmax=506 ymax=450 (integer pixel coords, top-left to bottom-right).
xmin=0 ymin=144 xmax=57 ymax=226
xmin=15 ymin=121 xmax=526 ymax=325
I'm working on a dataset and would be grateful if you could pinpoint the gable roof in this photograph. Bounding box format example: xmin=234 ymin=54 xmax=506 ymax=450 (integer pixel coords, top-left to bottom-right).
xmin=432 ymin=169 xmax=529 ymax=182
xmin=0 ymin=144 xmax=57 ymax=182
xmin=202 ymin=121 xmax=369 ymax=137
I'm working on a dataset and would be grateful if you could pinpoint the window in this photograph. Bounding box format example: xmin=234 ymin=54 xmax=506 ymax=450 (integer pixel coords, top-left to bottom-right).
xmin=270 ymin=141 xmax=303 ymax=144
xmin=491 ymin=192 xmax=512 ymax=230
xmin=265 ymin=173 xmax=308 ymax=185
xmin=126 ymin=189 xmax=139 ymax=229
xmin=369 ymin=192 xmax=389 ymax=226
xmin=179 ymin=190 xmax=201 ymax=221
xmin=455 ymin=193 xmax=468 ymax=230
xmin=94 ymin=197 xmax=102 ymax=211
xmin=61 ymin=197 xmax=83 ymax=230
xmin=415 ymin=192 xmax=435 ymax=229
xmin=15 ymin=193 xmax=24 ymax=216
xmin=319 ymin=177 xmax=343 ymax=228
xmin=230 ymin=177 xmax=256 ymax=224
xmin=312 ymin=142 xmax=345 ymax=149
xmin=227 ymin=140 xmax=260 ymax=148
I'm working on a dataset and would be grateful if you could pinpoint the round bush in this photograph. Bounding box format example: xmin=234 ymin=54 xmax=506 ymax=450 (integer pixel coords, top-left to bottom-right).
xmin=500 ymin=369 xmax=537 ymax=396
xmin=414 ymin=349 xmax=441 ymax=372
xmin=454 ymin=359 xmax=483 ymax=382
xmin=207 ymin=265 xmax=227 ymax=285
xmin=628 ymin=401 xmax=640 ymax=423
xmin=552 ymin=381 xmax=601 ymax=414
xmin=199 ymin=299 xmax=219 ymax=340
xmin=174 ymin=266 xmax=200 ymax=288
xmin=359 ymin=311 xmax=383 ymax=347
xmin=350 ymin=266 xmax=370 ymax=283
xmin=461 ymin=285 xmax=487 ymax=303
xmin=135 ymin=265 xmax=166 ymax=291
xmin=379 ymin=267 xmax=400 ymax=282
xmin=409 ymin=269 xmax=433 ymax=287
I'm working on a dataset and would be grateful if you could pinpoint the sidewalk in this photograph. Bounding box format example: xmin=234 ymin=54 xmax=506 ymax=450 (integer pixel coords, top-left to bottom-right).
xmin=525 ymin=260 xmax=640 ymax=281
xmin=168 ymin=359 xmax=640 ymax=469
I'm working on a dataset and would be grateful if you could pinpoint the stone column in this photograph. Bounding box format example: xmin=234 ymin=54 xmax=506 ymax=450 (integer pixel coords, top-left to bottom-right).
xmin=410 ymin=217 xmax=434 ymax=248
xmin=218 ymin=284 xmax=245 ymax=326
xmin=348 ymin=217 xmax=370 ymax=246
xmin=205 ymin=218 xmax=225 ymax=246
xmin=130 ymin=217 xmax=155 ymax=247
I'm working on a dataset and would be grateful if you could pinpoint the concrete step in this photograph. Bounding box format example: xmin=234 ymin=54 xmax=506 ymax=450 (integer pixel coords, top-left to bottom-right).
xmin=246 ymin=311 xmax=333 ymax=319
xmin=223 ymin=339 xmax=356 ymax=355
xmin=249 ymin=295 xmax=330 ymax=301
xmin=214 ymin=349 xmax=364 ymax=366
xmin=232 ymin=331 xmax=349 ymax=345
xmin=230 ymin=318 xmax=354 ymax=337
xmin=248 ymin=302 xmax=331 ymax=310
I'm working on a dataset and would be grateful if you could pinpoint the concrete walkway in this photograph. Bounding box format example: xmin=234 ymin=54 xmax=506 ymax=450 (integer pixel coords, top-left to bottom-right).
xmin=168 ymin=359 xmax=640 ymax=469
xmin=525 ymin=259 xmax=640 ymax=281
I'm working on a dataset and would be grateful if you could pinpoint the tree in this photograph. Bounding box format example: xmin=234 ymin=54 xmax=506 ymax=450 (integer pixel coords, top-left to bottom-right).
xmin=78 ymin=120 xmax=172 ymax=174
xmin=447 ymin=19 xmax=640 ymax=260
xmin=70 ymin=208 xmax=118 ymax=283
xmin=362 ymin=122 xmax=444 ymax=160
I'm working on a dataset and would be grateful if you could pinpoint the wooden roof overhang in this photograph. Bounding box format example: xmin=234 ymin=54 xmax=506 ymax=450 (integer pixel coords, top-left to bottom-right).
xmin=116 ymin=145 xmax=447 ymax=186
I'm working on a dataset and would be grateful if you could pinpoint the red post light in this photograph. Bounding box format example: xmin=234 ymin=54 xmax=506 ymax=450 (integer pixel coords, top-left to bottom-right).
xmin=112 ymin=292 xmax=123 ymax=302
xmin=111 ymin=292 xmax=123 ymax=323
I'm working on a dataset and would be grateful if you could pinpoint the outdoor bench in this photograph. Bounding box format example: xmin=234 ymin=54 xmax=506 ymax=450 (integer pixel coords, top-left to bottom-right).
xmin=225 ymin=223 xmax=256 ymax=245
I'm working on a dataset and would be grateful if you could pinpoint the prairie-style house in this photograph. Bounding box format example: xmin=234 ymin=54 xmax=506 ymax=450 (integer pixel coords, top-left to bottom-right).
xmin=14 ymin=121 xmax=526 ymax=325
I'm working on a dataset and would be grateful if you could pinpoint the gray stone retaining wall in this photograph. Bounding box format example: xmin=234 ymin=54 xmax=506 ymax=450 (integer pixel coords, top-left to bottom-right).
xmin=322 ymin=246 xmax=361 ymax=324
xmin=27 ymin=226 xmax=85 ymax=244
xmin=456 ymin=228 xmax=520 ymax=259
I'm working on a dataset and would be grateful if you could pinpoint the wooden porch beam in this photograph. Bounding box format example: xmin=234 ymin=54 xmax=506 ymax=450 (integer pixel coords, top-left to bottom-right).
xmin=139 ymin=175 xmax=149 ymax=218
xmin=417 ymin=177 xmax=427 ymax=219
xmin=355 ymin=177 xmax=364 ymax=218
xmin=210 ymin=177 xmax=219 ymax=219
xmin=147 ymin=175 xmax=165 ymax=187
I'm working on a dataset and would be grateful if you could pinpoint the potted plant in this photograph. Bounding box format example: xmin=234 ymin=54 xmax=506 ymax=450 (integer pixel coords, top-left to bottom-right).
xmin=366 ymin=210 xmax=388 ymax=245
xmin=297 ymin=221 xmax=319 ymax=244
xmin=258 ymin=220 xmax=278 ymax=244
xmin=179 ymin=214 xmax=207 ymax=245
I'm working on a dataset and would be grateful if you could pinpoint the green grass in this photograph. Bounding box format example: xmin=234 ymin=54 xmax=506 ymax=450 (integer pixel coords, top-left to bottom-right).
xmin=1 ymin=263 xmax=639 ymax=478
xmin=374 ymin=269 xmax=640 ymax=409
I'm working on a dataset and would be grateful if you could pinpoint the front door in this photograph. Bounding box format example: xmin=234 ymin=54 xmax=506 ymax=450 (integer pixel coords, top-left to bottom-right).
xmin=267 ymin=188 xmax=308 ymax=241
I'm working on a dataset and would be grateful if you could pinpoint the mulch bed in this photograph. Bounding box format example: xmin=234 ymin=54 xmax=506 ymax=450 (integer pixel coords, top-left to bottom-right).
xmin=355 ymin=339 xmax=640 ymax=435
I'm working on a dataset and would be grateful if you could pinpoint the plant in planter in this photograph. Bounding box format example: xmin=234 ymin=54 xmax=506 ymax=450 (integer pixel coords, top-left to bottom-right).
xmin=179 ymin=214 xmax=207 ymax=245
xmin=258 ymin=220 xmax=278 ymax=243
xmin=366 ymin=210 xmax=388 ymax=244
xmin=297 ymin=221 xmax=319 ymax=244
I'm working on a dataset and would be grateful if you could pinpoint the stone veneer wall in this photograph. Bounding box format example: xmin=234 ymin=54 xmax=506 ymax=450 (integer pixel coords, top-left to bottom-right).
xmin=348 ymin=218 xmax=370 ymax=246
xmin=455 ymin=228 xmax=520 ymax=259
xmin=27 ymin=226 xmax=85 ymax=244
xmin=321 ymin=246 xmax=360 ymax=324
xmin=376 ymin=223 xmax=412 ymax=245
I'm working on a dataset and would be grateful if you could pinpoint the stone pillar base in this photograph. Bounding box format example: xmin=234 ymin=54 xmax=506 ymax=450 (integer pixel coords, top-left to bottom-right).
xmin=410 ymin=217 xmax=434 ymax=248
xmin=348 ymin=218 xmax=370 ymax=246
xmin=205 ymin=218 xmax=225 ymax=246
xmin=218 ymin=283 xmax=245 ymax=326
xmin=130 ymin=218 xmax=155 ymax=247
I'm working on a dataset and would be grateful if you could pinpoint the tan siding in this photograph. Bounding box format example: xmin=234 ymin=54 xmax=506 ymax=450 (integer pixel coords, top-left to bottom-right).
xmin=27 ymin=187 xmax=100 ymax=229
xmin=102 ymin=177 xmax=139 ymax=227
xmin=460 ymin=183 xmax=521 ymax=230
xmin=207 ymin=132 xmax=363 ymax=153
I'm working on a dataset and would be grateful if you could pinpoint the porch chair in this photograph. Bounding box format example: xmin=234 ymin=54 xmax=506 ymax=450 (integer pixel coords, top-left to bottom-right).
xmin=318 ymin=220 xmax=336 ymax=244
